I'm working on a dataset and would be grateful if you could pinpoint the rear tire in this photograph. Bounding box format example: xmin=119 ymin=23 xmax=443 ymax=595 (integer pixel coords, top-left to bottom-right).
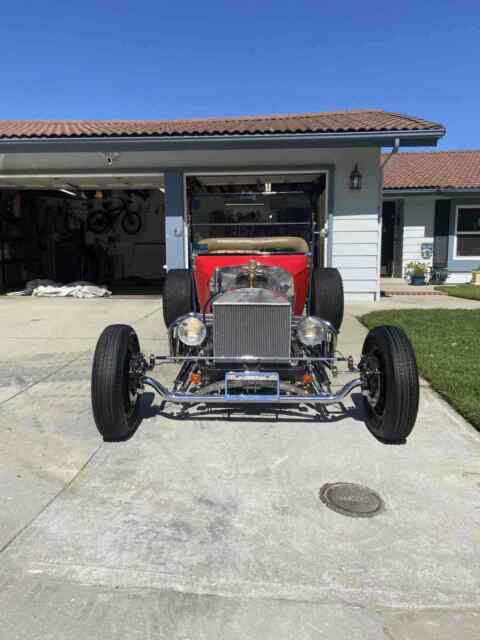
xmin=163 ymin=269 xmax=195 ymax=327
xmin=91 ymin=324 xmax=142 ymax=441
xmin=361 ymin=325 xmax=419 ymax=444
xmin=311 ymin=267 xmax=344 ymax=331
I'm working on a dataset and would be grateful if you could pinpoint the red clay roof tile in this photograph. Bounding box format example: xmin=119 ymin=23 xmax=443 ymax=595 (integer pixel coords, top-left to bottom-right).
xmin=383 ymin=150 xmax=480 ymax=190
xmin=0 ymin=110 xmax=443 ymax=139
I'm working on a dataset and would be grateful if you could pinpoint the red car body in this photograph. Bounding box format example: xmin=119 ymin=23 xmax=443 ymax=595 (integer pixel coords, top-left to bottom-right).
xmin=194 ymin=253 xmax=310 ymax=315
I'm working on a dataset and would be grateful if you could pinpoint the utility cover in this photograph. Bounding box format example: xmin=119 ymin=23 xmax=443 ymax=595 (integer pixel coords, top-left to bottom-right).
xmin=319 ymin=482 xmax=384 ymax=518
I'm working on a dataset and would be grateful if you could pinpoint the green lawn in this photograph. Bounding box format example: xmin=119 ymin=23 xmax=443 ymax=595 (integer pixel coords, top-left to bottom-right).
xmin=361 ymin=309 xmax=480 ymax=430
xmin=435 ymin=284 xmax=480 ymax=300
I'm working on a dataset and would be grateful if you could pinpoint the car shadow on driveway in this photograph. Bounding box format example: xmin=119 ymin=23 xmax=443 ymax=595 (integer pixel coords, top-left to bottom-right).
xmin=136 ymin=391 xmax=366 ymax=425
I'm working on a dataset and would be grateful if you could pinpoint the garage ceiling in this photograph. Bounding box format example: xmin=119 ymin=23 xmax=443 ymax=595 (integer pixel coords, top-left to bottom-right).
xmin=193 ymin=173 xmax=324 ymax=186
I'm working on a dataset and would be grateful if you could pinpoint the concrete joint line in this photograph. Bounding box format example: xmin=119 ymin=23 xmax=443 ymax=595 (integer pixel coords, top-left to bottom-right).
xmin=0 ymin=442 xmax=103 ymax=555
xmin=0 ymin=352 xmax=87 ymax=408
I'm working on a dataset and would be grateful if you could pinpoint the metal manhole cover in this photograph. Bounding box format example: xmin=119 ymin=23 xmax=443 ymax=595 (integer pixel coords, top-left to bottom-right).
xmin=319 ymin=482 xmax=384 ymax=518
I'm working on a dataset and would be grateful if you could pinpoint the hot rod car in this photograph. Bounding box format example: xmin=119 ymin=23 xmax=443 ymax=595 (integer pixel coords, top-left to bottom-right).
xmin=92 ymin=190 xmax=419 ymax=445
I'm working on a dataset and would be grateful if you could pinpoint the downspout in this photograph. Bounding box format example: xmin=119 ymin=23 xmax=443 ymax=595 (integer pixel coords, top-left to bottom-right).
xmin=375 ymin=137 xmax=400 ymax=300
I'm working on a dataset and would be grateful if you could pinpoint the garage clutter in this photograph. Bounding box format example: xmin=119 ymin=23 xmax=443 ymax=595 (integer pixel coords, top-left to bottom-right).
xmin=1 ymin=189 xmax=165 ymax=295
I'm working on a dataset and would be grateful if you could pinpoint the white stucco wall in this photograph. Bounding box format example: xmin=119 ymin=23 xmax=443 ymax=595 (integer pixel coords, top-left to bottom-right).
xmin=1 ymin=145 xmax=382 ymax=301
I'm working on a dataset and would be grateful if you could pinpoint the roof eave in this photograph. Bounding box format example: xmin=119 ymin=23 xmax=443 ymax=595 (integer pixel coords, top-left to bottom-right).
xmin=383 ymin=187 xmax=480 ymax=196
xmin=0 ymin=128 xmax=446 ymax=153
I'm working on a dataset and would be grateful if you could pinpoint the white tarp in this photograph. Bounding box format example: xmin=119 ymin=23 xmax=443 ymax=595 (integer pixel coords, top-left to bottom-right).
xmin=31 ymin=285 xmax=112 ymax=298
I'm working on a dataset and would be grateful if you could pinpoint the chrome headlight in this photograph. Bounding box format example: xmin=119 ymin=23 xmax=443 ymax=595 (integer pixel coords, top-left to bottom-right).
xmin=177 ymin=316 xmax=207 ymax=347
xmin=297 ymin=316 xmax=326 ymax=347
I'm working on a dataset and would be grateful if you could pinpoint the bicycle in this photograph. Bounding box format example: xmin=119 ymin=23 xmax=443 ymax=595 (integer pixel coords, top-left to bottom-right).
xmin=87 ymin=201 xmax=142 ymax=236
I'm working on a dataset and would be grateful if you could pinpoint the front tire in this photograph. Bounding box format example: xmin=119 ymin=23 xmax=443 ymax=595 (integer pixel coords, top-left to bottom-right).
xmin=310 ymin=267 xmax=344 ymax=331
xmin=91 ymin=324 xmax=142 ymax=441
xmin=361 ymin=325 xmax=419 ymax=444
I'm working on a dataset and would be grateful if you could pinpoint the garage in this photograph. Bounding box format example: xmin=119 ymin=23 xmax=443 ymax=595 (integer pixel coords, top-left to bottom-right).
xmin=185 ymin=171 xmax=328 ymax=266
xmin=0 ymin=111 xmax=445 ymax=300
xmin=0 ymin=176 xmax=165 ymax=295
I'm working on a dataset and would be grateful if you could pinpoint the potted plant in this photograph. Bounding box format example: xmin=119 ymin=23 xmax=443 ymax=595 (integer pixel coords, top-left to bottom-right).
xmin=471 ymin=266 xmax=480 ymax=286
xmin=406 ymin=261 xmax=427 ymax=286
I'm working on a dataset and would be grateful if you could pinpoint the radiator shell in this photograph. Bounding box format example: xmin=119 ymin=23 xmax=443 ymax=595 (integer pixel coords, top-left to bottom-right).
xmin=213 ymin=288 xmax=291 ymax=359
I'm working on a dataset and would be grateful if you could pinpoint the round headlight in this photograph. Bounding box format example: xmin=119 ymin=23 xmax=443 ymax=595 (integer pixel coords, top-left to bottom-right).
xmin=297 ymin=316 xmax=325 ymax=347
xmin=177 ymin=316 xmax=207 ymax=347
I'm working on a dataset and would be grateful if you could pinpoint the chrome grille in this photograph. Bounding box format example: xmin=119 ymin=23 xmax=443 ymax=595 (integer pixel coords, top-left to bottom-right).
xmin=213 ymin=302 xmax=291 ymax=359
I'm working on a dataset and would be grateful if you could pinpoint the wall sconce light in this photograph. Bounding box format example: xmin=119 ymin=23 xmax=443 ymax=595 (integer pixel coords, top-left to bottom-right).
xmin=350 ymin=164 xmax=362 ymax=190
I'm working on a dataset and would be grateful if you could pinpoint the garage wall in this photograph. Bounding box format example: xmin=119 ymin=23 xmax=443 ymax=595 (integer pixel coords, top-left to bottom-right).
xmin=1 ymin=145 xmax=382 ymax=300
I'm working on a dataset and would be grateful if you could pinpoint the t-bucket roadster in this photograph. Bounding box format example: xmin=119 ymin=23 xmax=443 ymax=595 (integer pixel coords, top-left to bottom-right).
xmin=91 ymin=187 xmax=419 ymax=445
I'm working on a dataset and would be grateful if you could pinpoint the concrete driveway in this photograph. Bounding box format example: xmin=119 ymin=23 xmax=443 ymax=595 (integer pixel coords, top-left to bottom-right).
xmin=0 ymin=296 xmax=479 ymax=639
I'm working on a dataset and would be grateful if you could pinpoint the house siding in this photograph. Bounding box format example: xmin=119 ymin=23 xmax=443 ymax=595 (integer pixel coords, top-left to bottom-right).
xmin=390 ymin=193 xmax=480 ymax=282
xmin=328 ymin=147 xmax=381 ymax=301
xmin=331 ymin=214 xmax=379 ymax=300
xmin=398 ymin=195 xmax=435 ymax=275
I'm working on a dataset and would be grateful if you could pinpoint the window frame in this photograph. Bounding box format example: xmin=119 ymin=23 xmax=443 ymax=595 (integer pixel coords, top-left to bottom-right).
xmin=453 ymin=204 xmax=480 ymax=260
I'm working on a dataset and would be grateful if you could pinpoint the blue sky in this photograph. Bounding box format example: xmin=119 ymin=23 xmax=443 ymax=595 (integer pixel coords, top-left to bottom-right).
xmin=1 ymin=1 xmax=479 ymax=149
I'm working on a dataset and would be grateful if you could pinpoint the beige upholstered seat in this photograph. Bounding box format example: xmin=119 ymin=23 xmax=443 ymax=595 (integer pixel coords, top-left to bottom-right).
xmin=198 ymin=236 xmax=309 ymax=253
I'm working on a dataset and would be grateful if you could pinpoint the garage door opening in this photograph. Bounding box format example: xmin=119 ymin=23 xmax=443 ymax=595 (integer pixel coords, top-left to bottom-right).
xmin=0 ymin=178 xmax=165 ymax=295
xmin=185 ymin=171 xmax=328 ymax=268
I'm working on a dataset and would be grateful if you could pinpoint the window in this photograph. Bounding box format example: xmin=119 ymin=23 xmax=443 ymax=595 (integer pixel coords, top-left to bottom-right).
xmin=455 ymin=206 xmax=480 ymax=258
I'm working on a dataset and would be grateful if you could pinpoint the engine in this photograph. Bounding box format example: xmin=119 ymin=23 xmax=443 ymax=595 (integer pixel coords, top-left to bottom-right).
xmin=169 ymin=259 xmax=336 ymax=362
xmin=210 ymin=260 xmax=294 ymax=303
xmin=208 ymin=260 xmax=293 ymax=359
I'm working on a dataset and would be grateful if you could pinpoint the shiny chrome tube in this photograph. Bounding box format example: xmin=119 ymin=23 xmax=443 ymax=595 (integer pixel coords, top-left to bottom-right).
xmin=142 ymin=376 xmax=362 ymax=405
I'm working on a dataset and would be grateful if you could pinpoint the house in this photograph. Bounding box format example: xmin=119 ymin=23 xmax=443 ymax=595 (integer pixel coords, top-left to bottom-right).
xmin=0 ymin=110 xmax=445 ymax=301
xmin=382 ymin=150 xmax=480 ymax=283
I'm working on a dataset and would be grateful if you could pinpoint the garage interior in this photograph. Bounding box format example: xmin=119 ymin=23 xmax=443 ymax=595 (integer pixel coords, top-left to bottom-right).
xmin=0 ymin=176 xmax=165 ymax=294
xmin=0 ymin=171 xmax=328 ymax=295
xmin=186 ymin=172 xmax=327 ymax=264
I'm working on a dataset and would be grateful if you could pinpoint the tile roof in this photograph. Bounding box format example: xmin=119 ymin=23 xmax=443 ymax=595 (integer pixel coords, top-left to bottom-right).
xmin=383 ymin=150 xmax=480 ymax=190
xmin=0 ymin=110 xmax=443 ymax=139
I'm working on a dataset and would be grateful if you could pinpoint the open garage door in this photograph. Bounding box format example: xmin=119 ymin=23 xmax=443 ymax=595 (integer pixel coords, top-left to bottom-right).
xmin=0 ymin=174 xmax=165 ymax=295
xmin=185 ymin=171 xmax=328 ymax=268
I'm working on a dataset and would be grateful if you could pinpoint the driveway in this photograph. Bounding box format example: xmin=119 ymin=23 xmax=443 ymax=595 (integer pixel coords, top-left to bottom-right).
xmin=0 ymin=296 xmax=479 ymax=639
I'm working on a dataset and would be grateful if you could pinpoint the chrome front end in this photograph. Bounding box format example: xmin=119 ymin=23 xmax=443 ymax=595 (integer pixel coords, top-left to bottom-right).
xmin=157 ymin=285 xmax=348 ymax=406
xmin=142 ymin=374 xmax=362 ymax=405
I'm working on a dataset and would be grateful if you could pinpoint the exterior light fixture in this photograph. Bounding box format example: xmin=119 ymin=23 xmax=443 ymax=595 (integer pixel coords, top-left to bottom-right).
xmin=349 ymin=164 xmax=362 ymax=190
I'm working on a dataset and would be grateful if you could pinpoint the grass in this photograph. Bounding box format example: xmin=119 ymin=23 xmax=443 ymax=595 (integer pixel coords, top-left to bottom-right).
xmin=361 ymin=309 xmax=480 ymax=430
xmin=435 ymin=284 xmax=480 ymax=300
